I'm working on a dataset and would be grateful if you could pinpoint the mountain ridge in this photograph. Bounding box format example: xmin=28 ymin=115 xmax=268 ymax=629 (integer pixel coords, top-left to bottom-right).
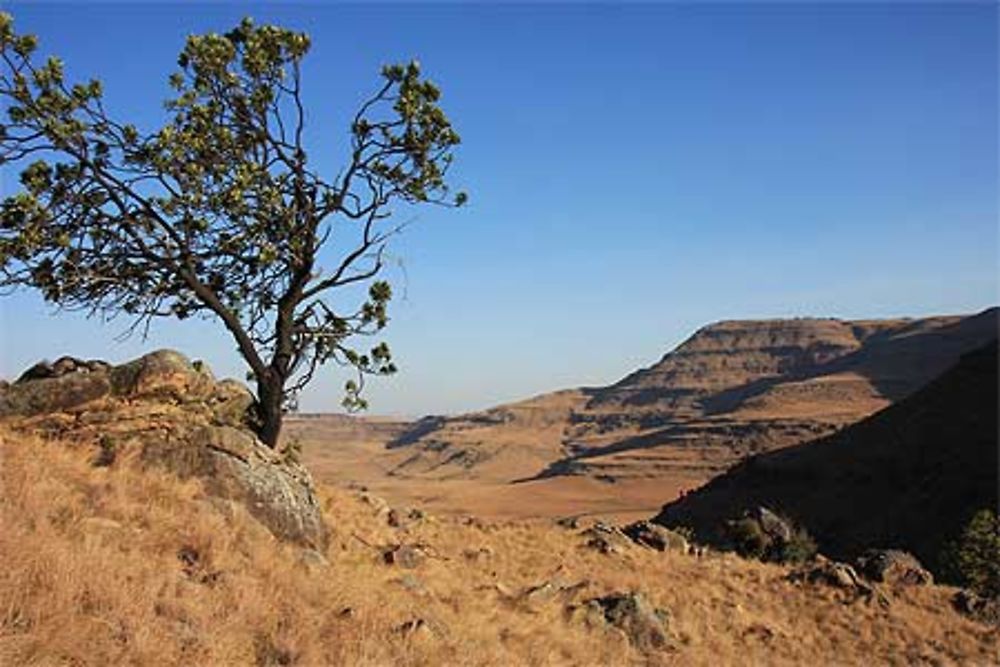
xmin=383 ymin=308 xmax=998 ymax=486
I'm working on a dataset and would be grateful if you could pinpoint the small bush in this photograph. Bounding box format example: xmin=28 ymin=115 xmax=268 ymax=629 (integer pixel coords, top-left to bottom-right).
xmin=726 ymin=517 xmax=769 ymax=560
xmin=725 ymin=511 xmax=817 ymax=564
xmin=942 ymin=508 xmax=1000 ymax=597
xmin=779 ymin=525 xmax=818 ymax=565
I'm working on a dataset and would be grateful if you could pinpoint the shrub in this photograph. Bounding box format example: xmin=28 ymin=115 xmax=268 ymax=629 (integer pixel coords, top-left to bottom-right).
xmin=726 ymin=517 xmax=769 ymax=560
xmin=725 ymin=511 xmax=817 ymax=564
xmin=942 ymin=508 xmax=1000 ymax=597
xmin=779 ymin=525 xmax=818 ymax=564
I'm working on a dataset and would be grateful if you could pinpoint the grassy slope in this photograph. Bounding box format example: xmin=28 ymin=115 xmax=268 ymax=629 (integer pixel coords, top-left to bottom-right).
xmin=1 ymin=429 xmax=996 ymax=666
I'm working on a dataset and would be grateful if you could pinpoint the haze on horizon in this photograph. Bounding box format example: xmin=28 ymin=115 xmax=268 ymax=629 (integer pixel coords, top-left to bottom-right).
xmin=0 ymin=2 xmax=996 ymax=416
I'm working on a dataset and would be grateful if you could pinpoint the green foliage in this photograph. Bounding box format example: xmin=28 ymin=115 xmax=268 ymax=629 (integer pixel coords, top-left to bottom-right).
xmin=0 ymin=14 xmax=465 ymax=443
xmin=942 ymin=509 xmax=1000 ymax=597
xmin=727 ymin=518 xmax=770 ymax=560
xmin=726 ymin=512 xmax=817 ymax=564
xmin=778 ymin=525 xmax=818 ymax=565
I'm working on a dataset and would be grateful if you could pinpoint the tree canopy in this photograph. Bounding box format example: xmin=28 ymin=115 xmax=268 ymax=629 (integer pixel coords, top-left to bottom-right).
xmin=0 ymin=14 xmax=465 ymax=446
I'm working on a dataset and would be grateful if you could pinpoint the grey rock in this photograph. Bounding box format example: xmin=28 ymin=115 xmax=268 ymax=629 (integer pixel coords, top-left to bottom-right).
xmin=580 ymin=522 xmax=634 ymax=555
xmin=791 ymin=557 xmax=865 ymax=590
xmin=0 ymin=370 xmax=112 ymax=416
xmin=623 ymin=520 xmax=689 ymax=553
xmin=383 ymin=544 xmax=424 ymax=569
xmin=584 ymin=592 xmax=674 ymax=652
xmin=855 ymin=549 xmax=933 ymax=586
xmin=753 ymin=506 xmax=793 ymax=543
xmin=953 ymin=589 xmax=1000 ymax=626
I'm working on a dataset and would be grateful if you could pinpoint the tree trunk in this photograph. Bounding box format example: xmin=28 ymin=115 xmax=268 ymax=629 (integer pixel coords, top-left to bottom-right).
xmin=256 ymin=375 xmax=284 ymax=449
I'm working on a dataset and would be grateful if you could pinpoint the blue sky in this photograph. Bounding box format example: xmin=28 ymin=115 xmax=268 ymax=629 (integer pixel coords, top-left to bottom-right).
xmin=1 ymin=2 xmax=996 ymax=416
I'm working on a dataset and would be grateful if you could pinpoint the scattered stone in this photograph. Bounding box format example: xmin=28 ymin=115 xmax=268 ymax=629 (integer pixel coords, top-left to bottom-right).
xmin=689 ymin=544 xmax=709 ymax=558
xmin=383 ymin=544 xmax=424 ymax=569
xmin=396 ymin=617 xmax=447 ymax=640
xmin=789 ymin=556 xmax=891 ymax=608
xmin=461 ymin=515 xmax=488 ymax=530
xmin=581 ymin=592 xmax=674 ymax=652
xmin=790 ymin=556 xmax=866 ymax=590
xmin=855 ymin=549 xmax=933 ymax=586
xmin=92 ymin=435 xmax=118 ymax=467
xmin=556 ymin=516 xmax=581 ymax=529
xmin=176 ymin=544 xmax=221 ymax=585
xmin=522 ymin=578 xmax=591 ymax=606
xmin=394 ymin=574 xmax=431 ymax=596
xmin=463 ymin=546 xmax=494 ymax=561
xmin=953 ymin=589 xmax=1000 ymax=626
xmin=623 ymin=520 xmax=689 ymax=553
xmin=357 ymin=492 xmax=390 ymax=516
xmin=580 ymin=522 xmax=634 ymax=555
xmin=386 ymin=507 xmax=424 ymax=528
xmin=298 ymin=548 xmax=329 ymax=569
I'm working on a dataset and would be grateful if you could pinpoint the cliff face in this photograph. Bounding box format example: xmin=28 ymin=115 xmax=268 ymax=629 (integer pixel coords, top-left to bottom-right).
xmin=590 ymin=318 xmax=868 ymax=410
xmin=652 ymin=339 xmax=999 ymax=575
xmin=384 ymin=309 xmax=999 ymax=484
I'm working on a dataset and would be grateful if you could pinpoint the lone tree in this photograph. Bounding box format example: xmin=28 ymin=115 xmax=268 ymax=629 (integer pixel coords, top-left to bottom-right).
xmin=0 ymin=15 xmax=464 ymax=447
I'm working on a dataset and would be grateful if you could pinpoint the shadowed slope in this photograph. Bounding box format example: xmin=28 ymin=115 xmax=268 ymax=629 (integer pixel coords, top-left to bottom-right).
xmin=653 ymin=339 xmax=999 ymax=575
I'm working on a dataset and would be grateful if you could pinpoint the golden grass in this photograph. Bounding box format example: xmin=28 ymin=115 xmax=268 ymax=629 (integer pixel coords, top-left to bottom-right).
xmin=1 ymin=427 xmax=997 ymax=666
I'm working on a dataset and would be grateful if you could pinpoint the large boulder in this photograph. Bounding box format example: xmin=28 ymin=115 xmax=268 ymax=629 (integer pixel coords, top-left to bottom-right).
xmin=0 ymin=371 xmax=112 ymax=417
xmin=623 ymin=520 xmax=689 ymax=553
xmin=580 ymin=592 xmax=674 ymax=652
xmin=580 ymin=522 xmax=635 ymax=555
xmin=854 ymin=549 xmax=933 ymax=586
xmin=108 ymin=349 xmax=215 ymax=402
xmin=0 ymin=349 xmax=327 ymax=550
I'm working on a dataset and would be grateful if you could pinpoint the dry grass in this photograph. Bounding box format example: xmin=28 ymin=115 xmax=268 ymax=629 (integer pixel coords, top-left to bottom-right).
xmin=1 ymin=427 xmax=997 ymax=666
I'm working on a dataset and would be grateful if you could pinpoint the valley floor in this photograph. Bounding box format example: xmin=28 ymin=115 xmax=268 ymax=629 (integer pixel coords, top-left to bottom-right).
xmin=292 ymin=415 xmax=712 ymax=524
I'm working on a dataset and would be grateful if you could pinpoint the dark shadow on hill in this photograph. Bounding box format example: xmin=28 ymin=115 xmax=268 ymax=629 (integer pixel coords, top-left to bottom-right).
xmin=510 ymin=425 xmax=691 ymax=483
xmin=817 ymin=307 xmax=998 ymax=401
xmin=385 ymin=415 xmax=448 ymax=449
xmin=652 ymin=338 xmax=999 ymax=576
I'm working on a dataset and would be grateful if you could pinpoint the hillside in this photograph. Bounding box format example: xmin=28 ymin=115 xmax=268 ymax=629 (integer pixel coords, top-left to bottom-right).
xmin=2 ymin=426 xmax=997 ymax=665
xmin=652 ymin=339 xmax=999 ymax=576
xmin=368 ymin=309 xmax=997 ymax=489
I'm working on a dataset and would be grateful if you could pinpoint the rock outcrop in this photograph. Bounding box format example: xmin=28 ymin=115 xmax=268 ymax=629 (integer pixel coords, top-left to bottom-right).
xmin=622 ymin=520 xmax=689 ymax=553
xmin=0 ymin=350 xmax=328 ymax=549
xmin=854 ymin=549 xmax=933 ymax=587
xmin=578 ymin=592 xmax=674 ymax=652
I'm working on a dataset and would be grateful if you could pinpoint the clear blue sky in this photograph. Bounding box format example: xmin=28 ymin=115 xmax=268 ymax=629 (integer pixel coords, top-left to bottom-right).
xmin=1 ymin=2 xmax=996 ymax=416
